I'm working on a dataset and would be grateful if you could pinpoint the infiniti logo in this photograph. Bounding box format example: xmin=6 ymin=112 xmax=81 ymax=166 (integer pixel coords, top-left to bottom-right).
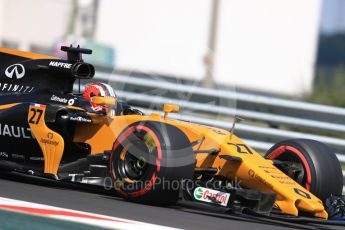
xmin=5 ymin=64 xmax=25 ymax=79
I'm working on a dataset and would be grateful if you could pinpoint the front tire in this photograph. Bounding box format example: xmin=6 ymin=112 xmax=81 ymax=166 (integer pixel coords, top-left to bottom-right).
xmin=265 ymin=139 xmax=343 ymax=202
xmin=109 ymin=121 xmax=195 ymax=205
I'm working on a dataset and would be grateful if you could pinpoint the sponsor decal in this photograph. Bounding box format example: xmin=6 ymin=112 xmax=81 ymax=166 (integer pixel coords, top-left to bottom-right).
xmin=0 ymin=83 xmax=34 ymax=93
xmin=40 ymin=132 xmax=58 ymax=146
xmin=29 ymin=157 xmax=44 ymax=161
xmin=270 ymin=175 xmax=290 ymax=180
xmin=11 ymin=154 xmax=25 ymax=160
xmin=5 ymin=64 xmax=25 ymax=79
xmin=208 ymin=127 xmax=226 ymax=135
xmin=50 ymin=95 xmax=67 ymax=103
xmin=50 ymin=95 xmax=75 ymax=105
xmin=47 ymin=132 xmax=54 ymax=139
xmin=49 ymin=61 xmax=72 ymax=69
xmin=294 ymin=188 xmax=311 ymax=199
xmin=0 ymin=152 xmax=9 ymax=158
xmin=278 ymin=181 xmax=295 ymax=185
xmin=194 ymin=188 xmax=203 ymax=199
xmin=248 ymin=169 xmax=274 ymax=189
xmin=0 ymin=123 xmax=34 ymax=139
xmin=193 ymin=187 xmax=230 ymax=207
xmin=69 ymin=116 xmax=92 ymax=123
xmin=68 ymin=98 xmax=75 ymax=105
xmin=40 ymin=138 xmax=59 ymax=146
xmin=248 ymin=169 xmax=256 ymax=178
xmin=258 ymin=165 xmax=275 ymax=169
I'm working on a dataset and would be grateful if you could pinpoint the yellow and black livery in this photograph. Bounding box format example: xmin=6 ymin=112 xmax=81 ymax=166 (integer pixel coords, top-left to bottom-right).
xmin=0 ymin=46 xmax=343 ymax=223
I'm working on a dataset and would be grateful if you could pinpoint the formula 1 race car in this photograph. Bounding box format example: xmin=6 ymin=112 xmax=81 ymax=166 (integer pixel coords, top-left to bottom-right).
xmin=0 ymin=46 xmax=344 ymax=225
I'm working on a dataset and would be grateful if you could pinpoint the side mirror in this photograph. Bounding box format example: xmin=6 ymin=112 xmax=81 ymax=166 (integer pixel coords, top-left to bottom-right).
xmin=91 ymin=96 xmax=117 ymax=106
xmin=163 ymin=104 xmax=179 ymax=119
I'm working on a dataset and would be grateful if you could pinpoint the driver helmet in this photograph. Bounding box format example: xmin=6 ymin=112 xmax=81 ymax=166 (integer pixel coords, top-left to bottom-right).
xmin=82 ymin=82 xmax=116 ymax=113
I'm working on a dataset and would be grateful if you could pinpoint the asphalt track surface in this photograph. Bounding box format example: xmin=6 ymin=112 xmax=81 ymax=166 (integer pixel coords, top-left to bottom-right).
xmin=0 ymin=172 xmax=343 ymax=230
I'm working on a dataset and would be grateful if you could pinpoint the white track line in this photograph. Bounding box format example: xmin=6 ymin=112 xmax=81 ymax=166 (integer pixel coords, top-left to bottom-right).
xmin=0 ymin=197 xmax=180 ymax=230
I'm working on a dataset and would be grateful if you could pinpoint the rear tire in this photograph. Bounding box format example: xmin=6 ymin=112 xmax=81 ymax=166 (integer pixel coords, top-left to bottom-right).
xmin=265 ymin=139 xmax=343 ymax=202
xmin=109 ymin=121 xmax=195 ymax=205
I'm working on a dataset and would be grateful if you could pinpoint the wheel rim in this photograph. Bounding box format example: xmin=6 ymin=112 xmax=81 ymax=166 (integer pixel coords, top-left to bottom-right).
xmin=116 ymin=130 xmax=157 ymax=182
xmin=267 ymin=146 xmax=309 ymax=189
xmin=283 ymin=160 xmax=305 ymax=185
xmin=122 ymin=148 xmax=148 ymax=180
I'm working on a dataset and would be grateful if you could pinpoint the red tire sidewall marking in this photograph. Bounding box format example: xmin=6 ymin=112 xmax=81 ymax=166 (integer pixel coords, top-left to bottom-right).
xmin=267 ymin=145 xmax=312 ymax=190
xmin=110 ymin=125 xmax=162 ymax=197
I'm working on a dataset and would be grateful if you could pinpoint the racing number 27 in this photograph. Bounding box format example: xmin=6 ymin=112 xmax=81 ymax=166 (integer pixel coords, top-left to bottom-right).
xmin=29 ymin=108 xmax=43 ymax=124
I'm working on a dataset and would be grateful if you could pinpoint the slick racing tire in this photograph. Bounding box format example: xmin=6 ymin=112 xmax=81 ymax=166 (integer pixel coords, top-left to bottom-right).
xmin=109 ymin=121 xmax=195 ymax=205
xmin=265 ymin=139 xmax=343 ymax=202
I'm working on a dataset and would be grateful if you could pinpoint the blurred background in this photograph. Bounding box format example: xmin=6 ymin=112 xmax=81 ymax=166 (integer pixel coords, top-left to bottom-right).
xmin=0 ymin=0 xmax=344 ymax=103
